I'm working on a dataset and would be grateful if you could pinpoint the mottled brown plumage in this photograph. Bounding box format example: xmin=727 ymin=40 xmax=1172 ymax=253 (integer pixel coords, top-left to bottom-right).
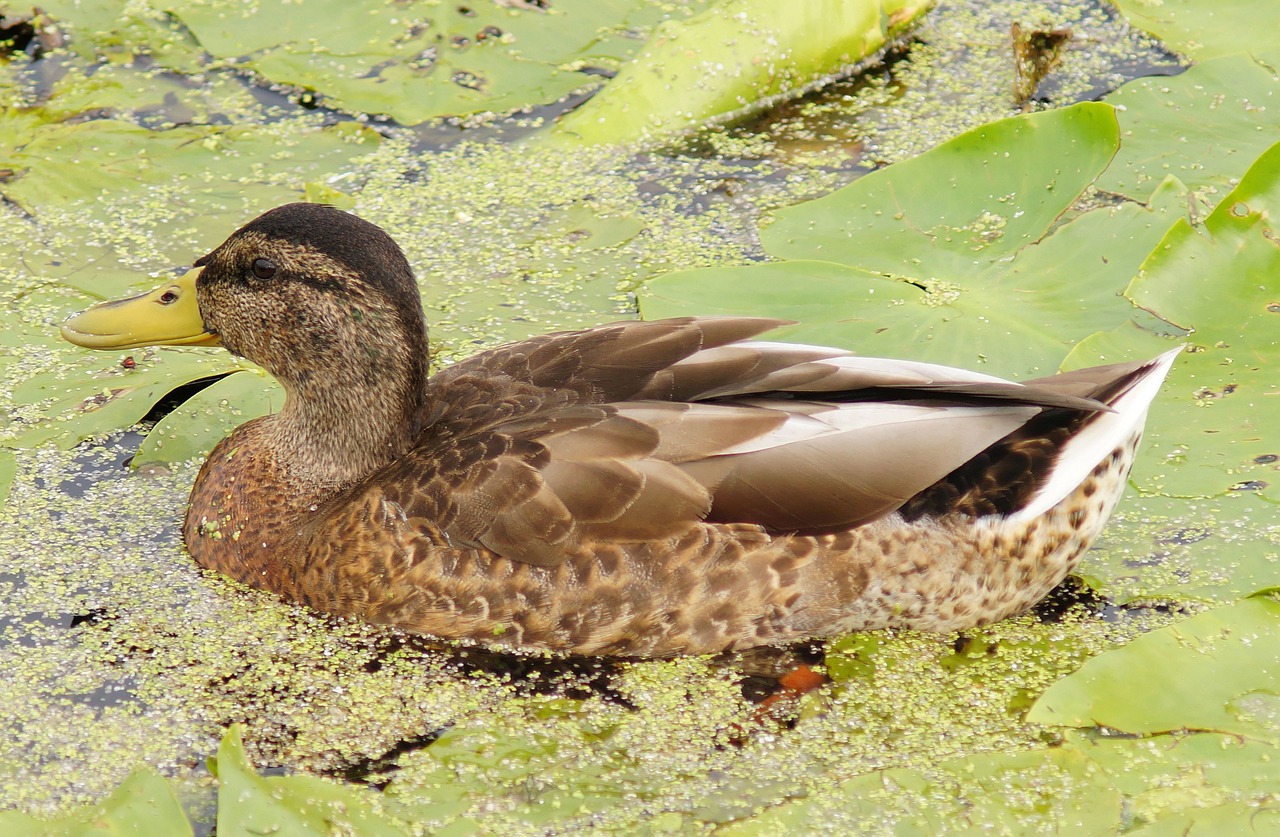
xmin=62 ymin=203 xmax=1181 ymax=657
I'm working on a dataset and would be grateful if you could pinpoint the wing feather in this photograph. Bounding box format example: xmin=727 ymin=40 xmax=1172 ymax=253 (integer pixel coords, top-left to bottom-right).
xmin=405 ymin=317 xmax=1125 ymax=566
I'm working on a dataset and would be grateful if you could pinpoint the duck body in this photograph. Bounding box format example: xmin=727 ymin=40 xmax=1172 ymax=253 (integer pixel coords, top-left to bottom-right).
xmin=63 ymin=204 xmax=1179 ymax=657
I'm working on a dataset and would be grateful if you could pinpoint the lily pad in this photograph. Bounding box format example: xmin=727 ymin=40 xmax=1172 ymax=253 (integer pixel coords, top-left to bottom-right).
xmin=1065 ymin=731 xmax=1280 ymax=831
xmin=1080 ymin=493 xmax=1280 ymax=605
xmin=214 ymin=725 xmax=407 ymax=837
xmin=645 ymin=103 xmax=1159 ymax=377
xmin=132 ymin=370 xmax=282 ymax=466
xmin=39 ymin=0 xmax=719 ymax=125
xmin=0 ymin=765 xmax=192 ymax=836
xmin=1127 ymin=800 xmax=1280 ymax=836
xmin=1068 ymin=139 xmax=1280 ymax=500
xmin=1095 ymin=52 xmax=1280 ymax=203
xmin=1111 ymin=0 xmax=1280 ymax=60
xmin=719 ymin=746 xmax=1120 ymax=834
xmin=551 ymin=0 xmax=932 ymax=146
xmin=1027 ymin=595 xmax=1280 ymax=740
xmin=0 ymin=116 xmax=378 ymax=452
xmin=2 ymin=335 xmax=241 ymax=451
xmin=36 ymin=0 xmax=206 ymax=73
xmin=1 ymin=119 xmax=379 ymax=230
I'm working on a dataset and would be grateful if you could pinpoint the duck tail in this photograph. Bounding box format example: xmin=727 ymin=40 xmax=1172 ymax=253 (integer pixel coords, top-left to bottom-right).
xmin=1008 ymin=347 xmax=1182 ymax=522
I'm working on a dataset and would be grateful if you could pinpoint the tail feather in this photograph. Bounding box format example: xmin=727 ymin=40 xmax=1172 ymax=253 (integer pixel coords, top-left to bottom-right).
xmin=1009 ymin=347 xmax=1181 ymax=522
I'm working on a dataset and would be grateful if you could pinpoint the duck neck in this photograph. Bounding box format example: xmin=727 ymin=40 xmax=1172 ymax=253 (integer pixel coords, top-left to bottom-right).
xmin=262 ymin=341 xmax=431 ymax=489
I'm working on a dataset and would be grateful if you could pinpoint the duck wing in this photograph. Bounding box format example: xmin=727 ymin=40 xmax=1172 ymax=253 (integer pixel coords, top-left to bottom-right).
xmin=392 ymin=318 xmax=1114 ymax=567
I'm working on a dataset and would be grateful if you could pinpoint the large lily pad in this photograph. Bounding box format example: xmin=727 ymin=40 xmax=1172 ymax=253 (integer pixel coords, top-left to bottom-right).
xmin=214 ymin=726 xmax=407 ymax=837
xmin=551 ymin=0 xmax=932 ymax=146
xmin=1079 ymin=493 xmax=1280 ymax=605
xmin=0 ymin=765 xmax=192 ymax=837
xmin=1068 ymin=139 xmax=1280 ymax=500
xmin=0 ymin=115 xmax=378 ymax=452
xmin=1111 ymin=0 xmax=1280 ymax=60
xmin=1 ymin=323 xmax=240 ymax=451
xmin=1128 ymin=800 xmax=1280 ymax=836
xmin=132 ymin=370 xmax=282 ymax=466
xmin=644 ymin=102 xmax=1157 ymax=377
xmin=719 ymin=746 xmax=1120 ymax=834
xmin=1066 ymin=731 xmax=1280 ymax=832
xmin=1027 ymin=595 xmax=1280 ymax=740
xmin=1096 ymin=52 xmax=1280 ymax=203
xmin=38 ymin=0 xmax=717 ymax=125
xmin=1 ymin=118 xmax=379 ymax=233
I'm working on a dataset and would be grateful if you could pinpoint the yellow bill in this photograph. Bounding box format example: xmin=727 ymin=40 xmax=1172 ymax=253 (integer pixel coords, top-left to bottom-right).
xmin=60 ymin=268 xmax=221 ymax=350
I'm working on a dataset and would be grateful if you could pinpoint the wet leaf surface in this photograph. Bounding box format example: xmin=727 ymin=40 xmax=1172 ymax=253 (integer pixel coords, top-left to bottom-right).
xmin=551 ymin=0 xmax=932 ymax=146
xmin=1066 ymin=730 xmax=1280 ymax=831
xmin=718 ymin=746 xmax=1122 ymax=834
xmin=1028 ymin=596 xmax=1280 ymax=740
xmin=1110 ymin=0 xmax=1280 ymax=60
xmin=0 ymin=765 xmax=192 ymax=836
xmin=1069 ymin=140 xmax=1280 ymax=501
xmin=214 ymin=726 xmax=407 ymax=837
xmin=1095 ymin=51 xmax=1280 ymax=203
xmin=645 ymin=103 xmax=1148 ymax=377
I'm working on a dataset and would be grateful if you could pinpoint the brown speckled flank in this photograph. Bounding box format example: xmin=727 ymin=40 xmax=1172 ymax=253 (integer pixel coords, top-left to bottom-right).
xmin=95 ymin=204 xmax=1181 ymax=657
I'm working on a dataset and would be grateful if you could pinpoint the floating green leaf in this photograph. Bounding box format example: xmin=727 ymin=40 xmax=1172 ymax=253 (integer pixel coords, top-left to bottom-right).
xmin=552 ymin=0 xmax=932 ymax=146
xmin=0 ymin=766 xmax=192 ymax=836
xmin=719 ymin=747 xmax=1120 ymax=834
xmin=1 ymin=119 xmax=379 ymax=230
xmin=1028 ymin=596 xmax=1280 ymax=740
xmin=1095 ymin=52 xmax=1280 ymax=202
xmin=36 ymin=0 xmax=206 ymax=72
xmin=0 ymin=116 xmax=377 ymax=451
xmin=214 ymin=725 xmax=407 ymax=837
xmin=1111 ymin=0 xmax=1280 ymax=60
xmin=645 ymin=103 xmax=1150 ymax=377
xmin=1127 ymin=800 xmax=1280 ymax=836
xmin=1066 ymin=731 xmax=1280 ymax=831
xmin=1069 ymin=139 xmax=1280 ymax=500
xmin=2 ymin=336 xmax=240 ymax=451
xmin=39 ymin=0 xmax=717 ymax=125
xmin=133 ymin=370 xmax=283 ymax=466
xmin=763 ymin=102 xmax=1119 ymax=268
xmin=1079 ymin=493 xmax=1280 ymax=605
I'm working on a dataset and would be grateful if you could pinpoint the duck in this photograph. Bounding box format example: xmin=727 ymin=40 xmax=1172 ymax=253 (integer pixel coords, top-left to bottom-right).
xmin=61 ymin=203 xmax=1180 ymax=657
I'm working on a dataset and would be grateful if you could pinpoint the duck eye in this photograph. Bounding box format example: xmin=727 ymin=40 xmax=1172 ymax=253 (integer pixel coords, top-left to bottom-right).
xmin=251 ymin=259 xmax=277 ymax=280
xmin=158 ymin=289 xmax=179 ymax=305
